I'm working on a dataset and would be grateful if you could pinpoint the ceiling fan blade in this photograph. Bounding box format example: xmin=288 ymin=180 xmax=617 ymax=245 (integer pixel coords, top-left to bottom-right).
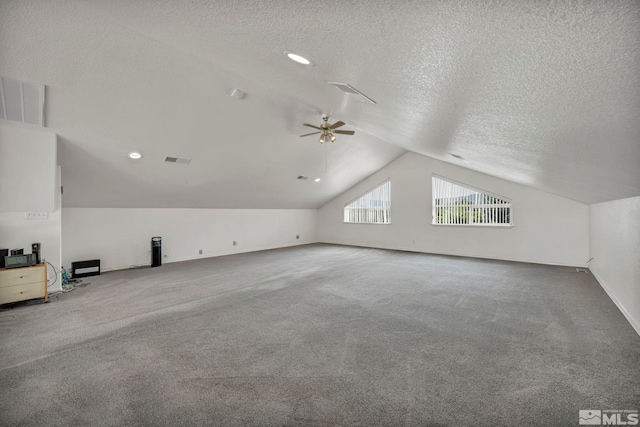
xmin=329 ymin=121 xmax=345 ymax=129
xmin=303 ymin=124 xmax=322 ymax=130
xmin=333 ymin=130 xmax=355 ymax=135
xmin=300 ymin=131 xmax=322 ymax=137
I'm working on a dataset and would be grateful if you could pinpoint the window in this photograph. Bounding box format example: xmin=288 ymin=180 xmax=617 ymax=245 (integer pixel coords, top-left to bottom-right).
xmin=344 ymin=180 xmax=391 ymax=224
xmin=432 ymin=176 xmax=511 ymax=226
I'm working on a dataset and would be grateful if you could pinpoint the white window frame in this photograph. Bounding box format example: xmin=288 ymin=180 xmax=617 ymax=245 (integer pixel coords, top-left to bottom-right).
xmin=344 ymin=179 xmax=391 ymax=224
xmin=431 ymin=175 xmax=513 ymax=227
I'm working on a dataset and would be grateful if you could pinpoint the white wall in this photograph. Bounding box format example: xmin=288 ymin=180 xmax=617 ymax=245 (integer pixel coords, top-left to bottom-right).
xmin=0 ymin=122 xmax=57 ymax=212
xmin=318 ymin=152 xmax=589 ymax=267
xmin=0 ymin=210 xmax=62 ymax=292
xmin=62 ymin=208 xmax=317 ymax=271
xmin=0 ymin=123 xmax=62 ymax=292
xmin=589 ymin=196 xmax=640 ymax=335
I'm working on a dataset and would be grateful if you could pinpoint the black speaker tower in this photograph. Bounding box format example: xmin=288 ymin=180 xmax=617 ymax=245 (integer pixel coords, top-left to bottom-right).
xmin=32 ymin=243 xmax=41 ymax=264
xmin=151 ymin=237 xmax=162 ymax=267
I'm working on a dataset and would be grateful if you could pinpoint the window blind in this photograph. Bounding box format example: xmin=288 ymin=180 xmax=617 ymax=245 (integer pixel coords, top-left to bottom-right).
xmin=344 ymin=180 xmax=391 ymax=224
xmin=432 ymin=176 xmax=511 ymax=226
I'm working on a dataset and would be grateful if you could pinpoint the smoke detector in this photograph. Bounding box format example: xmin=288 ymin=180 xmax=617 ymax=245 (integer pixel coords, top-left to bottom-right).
xmin=228 ymin=89 xmax=246 ymax=100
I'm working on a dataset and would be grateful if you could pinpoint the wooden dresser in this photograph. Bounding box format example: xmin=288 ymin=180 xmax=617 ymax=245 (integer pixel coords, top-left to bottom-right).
xmin=0 ymin=264 xmax=48 ymax=305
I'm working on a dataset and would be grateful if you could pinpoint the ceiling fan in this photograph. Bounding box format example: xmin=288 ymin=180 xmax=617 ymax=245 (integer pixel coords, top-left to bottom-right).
xmin=300 ymin=115 xmax=355 ymax=143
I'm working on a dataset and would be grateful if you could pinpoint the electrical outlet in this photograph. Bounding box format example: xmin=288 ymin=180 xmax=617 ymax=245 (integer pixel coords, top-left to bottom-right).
xmin=25 ymin=212 xmax=48 ymax=220
xmin=233 ymin=241 xmax=237 ymax=246
xmin=199 ymin=249 xmax=203 ymax=254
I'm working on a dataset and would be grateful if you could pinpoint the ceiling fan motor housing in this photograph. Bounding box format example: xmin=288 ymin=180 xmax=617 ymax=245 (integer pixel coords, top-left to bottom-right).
xmin=300 ymin=115 xmax=354 ymax=143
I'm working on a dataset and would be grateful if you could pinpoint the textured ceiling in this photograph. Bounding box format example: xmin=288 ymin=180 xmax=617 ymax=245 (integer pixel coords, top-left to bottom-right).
xmin=1 ymin=0 xmax=638 ymax=208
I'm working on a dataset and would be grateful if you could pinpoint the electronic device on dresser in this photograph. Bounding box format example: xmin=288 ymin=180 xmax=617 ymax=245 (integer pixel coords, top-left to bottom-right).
xmin=32 ymin=243 xmax=41 ymax=264
xmin=10 ymin=249 xmax=24 ymax=256
xmin=4 ymin=253 xmax=37 ymax=269
xmin=0 ymin=249 xmax=8 ymax=269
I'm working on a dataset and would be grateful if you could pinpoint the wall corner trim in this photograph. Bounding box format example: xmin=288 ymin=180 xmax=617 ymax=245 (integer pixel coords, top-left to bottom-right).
xmin=590 ymin=269 xmax=640 ymax=337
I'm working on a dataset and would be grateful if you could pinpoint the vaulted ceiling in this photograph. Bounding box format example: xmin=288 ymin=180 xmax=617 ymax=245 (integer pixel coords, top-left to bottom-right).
xmin=1 ymin=0 xmax=638 ymax=208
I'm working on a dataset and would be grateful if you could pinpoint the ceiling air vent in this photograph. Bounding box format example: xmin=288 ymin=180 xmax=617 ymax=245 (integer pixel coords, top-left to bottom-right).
xmin=328 ymin=82 xmax=376 ymax=104
xmin=164 ymin=156 xmax=192 ymax=165
xmin=1 ymin=76 xmax=45 ymax=126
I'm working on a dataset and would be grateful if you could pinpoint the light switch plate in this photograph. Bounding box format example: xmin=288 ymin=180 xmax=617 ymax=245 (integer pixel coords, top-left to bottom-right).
xmin=25 ymin=212 xmax=48 ymax=220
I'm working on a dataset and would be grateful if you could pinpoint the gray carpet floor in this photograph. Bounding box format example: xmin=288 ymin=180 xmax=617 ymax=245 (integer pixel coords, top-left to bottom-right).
xmin=1 ymin=243 xmax=638 ymax=426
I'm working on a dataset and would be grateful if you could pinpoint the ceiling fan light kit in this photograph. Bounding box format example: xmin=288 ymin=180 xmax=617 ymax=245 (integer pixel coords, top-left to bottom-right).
xmin=300 ymin=114 xmax=355 ymax=144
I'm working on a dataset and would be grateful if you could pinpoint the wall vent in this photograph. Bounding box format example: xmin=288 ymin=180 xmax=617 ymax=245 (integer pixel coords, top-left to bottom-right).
xmin=297 ymin=175 xmax=309 ymax=180
xmin=164 ymin=156 xmax=191 ymax=165
xmin=576 ymin=268 xmax=588 ymax=273
xmin=0 ymin=76 xmax=45 ymax=126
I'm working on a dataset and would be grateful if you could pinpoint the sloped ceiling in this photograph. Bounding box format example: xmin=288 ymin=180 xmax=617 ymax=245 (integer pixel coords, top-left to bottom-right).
xmin=1 ymin=0 xmax=638 ymax=208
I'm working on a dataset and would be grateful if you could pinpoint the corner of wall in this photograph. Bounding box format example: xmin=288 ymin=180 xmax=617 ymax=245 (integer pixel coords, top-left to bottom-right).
xmin=590 ymin=268 xmax=640 ymax=336
xmin=588 ymin=196 xmax=640 ymax=337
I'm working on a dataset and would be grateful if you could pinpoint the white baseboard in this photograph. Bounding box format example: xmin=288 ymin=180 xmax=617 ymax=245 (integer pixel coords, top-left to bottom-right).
xmin=591 ymin=269 xmax=640 ymax=337
xmin=395 ymin=246 xmax=588 ymax=268
xmin=100 ymin=241 xmax=318 ymax=272
xmin=323 ymin=241 xmax=588 ymax=268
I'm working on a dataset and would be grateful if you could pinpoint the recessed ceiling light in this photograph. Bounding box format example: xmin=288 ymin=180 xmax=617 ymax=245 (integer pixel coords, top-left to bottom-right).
xmin=284 ymin=51 xmax=312 ymax=65
xmin=315 ymin=178 xmax=321 ymax=182
xmin=128 ymin=151 xmax=142 ymax=160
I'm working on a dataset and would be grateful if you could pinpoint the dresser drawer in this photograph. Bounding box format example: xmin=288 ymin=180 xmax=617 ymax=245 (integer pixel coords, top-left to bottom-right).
xmin=0 ymin=282 xmax=45 ymax=304
xmin=0 ymin=265 xmax=46 ymax=287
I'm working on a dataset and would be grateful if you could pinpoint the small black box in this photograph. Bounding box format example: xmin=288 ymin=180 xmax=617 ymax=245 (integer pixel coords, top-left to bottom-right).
xmin=0 ymin=249 xmax=9 ymax=268
xmin=71 ymin=259 xmax=101 ymax=278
